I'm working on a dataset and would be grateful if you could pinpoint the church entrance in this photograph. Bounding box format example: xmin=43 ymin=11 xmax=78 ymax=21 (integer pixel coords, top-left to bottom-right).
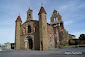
xmin=28 ymin=38 xmax=33 ymax=49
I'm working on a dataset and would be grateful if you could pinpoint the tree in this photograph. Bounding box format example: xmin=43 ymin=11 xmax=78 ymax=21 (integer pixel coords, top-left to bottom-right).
xmin=69 ymin=39 xmax=75 ymax=45
xmin=79 ymin=34 xmax=85 ymax=40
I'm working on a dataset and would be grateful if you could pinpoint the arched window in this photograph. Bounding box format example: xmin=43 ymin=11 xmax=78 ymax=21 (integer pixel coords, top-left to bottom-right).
xmin=28 ymin=25 xmax=31 ymax=33
xmin=23 ymin=27 xmax=26 ymax=35
xmin=33 ymin=26 xmax=36 ymax=33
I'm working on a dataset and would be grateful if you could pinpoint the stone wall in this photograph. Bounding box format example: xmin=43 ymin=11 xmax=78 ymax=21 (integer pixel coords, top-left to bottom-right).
xmin=59 ymin=29 xmax=69 ymax=45
xmin=47 ymin=24 xmax=55 ymax=49
xmin=20 ymin=20 xmax=40 ymax=50
xmin=34 ymin=21 xmax=40 ymax=50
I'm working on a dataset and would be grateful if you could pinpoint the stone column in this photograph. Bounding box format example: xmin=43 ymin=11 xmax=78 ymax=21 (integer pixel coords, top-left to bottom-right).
xmin=24 ymin=38 xmax=28 ymax=50
xmin=27 ymin=40 xmax=29 ymax=50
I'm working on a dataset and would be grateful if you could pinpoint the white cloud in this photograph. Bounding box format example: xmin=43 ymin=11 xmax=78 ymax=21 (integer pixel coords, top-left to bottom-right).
xmin=58 ymin=3 xmax=74 ymax=12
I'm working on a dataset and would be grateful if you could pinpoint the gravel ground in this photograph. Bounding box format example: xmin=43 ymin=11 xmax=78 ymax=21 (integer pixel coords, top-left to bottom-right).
xmin=0 ymin=47 xmax=85 ymax=57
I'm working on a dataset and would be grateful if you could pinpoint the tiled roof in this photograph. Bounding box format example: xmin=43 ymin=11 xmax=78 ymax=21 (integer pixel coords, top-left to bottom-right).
xmin=16 ymin=16 xmax=22 ymax=22
xmin=38 ymin=6 xmax=47 ymax=14
xmin=60 ymin=29 xmax=66 ymax=32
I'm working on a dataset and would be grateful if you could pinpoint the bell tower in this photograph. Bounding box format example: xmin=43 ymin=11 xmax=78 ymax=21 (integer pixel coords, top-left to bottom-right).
xmin=50 ymin=10 xmax=59 ymax=26
xmin=38 ymin=6 xmax=48 ymax=50
xmin=57 ymin=12 xmax=64 ymax=29
xmin=27 ymin=8 xmax=33 ymax=21
xmin=15 ymin=15 xmax=22 ymax=49
xmin=50 ymin=10 xmax=64 ymax=28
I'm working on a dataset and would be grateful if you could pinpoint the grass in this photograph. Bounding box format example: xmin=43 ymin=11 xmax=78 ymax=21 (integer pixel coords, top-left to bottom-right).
xmin=58 ymin=45 xmax=79 ymax=48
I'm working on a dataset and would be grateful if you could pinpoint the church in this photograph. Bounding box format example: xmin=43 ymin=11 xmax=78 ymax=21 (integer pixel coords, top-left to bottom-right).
xmin=15 ymin=6 xmax=69 ymax=50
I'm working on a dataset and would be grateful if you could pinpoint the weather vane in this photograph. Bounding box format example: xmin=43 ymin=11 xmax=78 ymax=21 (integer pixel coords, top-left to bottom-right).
xmin=41 ymin=2 xmax=43 ymax=6
xmin=19 ymin=12 xmax=20 ymax=16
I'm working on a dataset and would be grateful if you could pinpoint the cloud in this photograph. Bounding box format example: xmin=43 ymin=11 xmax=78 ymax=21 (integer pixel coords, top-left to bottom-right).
xmin=64 ymin=20 xmax=74 ymax=26
xmin=58 ymin=5 xmax=70 ymax=11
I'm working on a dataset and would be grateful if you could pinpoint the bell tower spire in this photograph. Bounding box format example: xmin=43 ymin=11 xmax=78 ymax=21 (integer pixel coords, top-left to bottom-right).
xmin=27 ymin=8 xmax=33 ymax=21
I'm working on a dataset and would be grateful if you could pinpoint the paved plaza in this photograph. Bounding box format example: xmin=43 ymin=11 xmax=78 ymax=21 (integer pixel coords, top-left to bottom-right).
xmin=0 ymin=47 xmax=85 ymax=57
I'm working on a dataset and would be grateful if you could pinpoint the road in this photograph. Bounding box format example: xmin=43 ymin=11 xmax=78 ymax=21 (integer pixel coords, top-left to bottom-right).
xmin=0 ymin=47 xmax=85 ymax=57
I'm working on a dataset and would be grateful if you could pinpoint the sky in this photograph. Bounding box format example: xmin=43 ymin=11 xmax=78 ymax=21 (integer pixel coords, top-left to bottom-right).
xmin=0 ymin=0 xmax=85 ymax=44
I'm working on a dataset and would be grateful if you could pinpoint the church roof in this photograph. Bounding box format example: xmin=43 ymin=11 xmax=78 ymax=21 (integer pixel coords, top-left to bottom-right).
xmin=16 ymin=16 xmax=22 ymax=22
xmin=60 ymin=29 xmax=66 ymax=32
xmin=38 ymin=6 xmax=47 ymax=15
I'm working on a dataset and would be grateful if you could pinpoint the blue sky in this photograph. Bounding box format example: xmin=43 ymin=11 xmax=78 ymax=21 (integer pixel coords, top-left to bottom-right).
xmin=0 ymin=0 xmax=85 ymax=44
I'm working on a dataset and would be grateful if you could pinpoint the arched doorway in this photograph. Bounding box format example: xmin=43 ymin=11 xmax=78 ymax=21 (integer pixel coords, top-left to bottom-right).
xmin=28 ymin=38 xmax=33 ymax=49
xmin=41 ymin=41 xmax=43 ymax=50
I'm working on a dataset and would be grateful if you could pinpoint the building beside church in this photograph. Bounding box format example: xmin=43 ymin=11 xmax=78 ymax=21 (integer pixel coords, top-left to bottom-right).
xmin=4 ymin=42 xmax=11 ymax=50
xmin=15 ymin=6 xmax=69 ymax=50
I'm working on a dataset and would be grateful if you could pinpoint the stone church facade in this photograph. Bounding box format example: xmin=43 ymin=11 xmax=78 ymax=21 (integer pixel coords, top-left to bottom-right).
xmin=15 ymin=6 xmax=69 ymax=50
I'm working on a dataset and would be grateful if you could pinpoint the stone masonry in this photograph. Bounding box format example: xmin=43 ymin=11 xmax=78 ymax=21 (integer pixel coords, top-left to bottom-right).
xmin=15 ymin=6 xmax=70 ymax=51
